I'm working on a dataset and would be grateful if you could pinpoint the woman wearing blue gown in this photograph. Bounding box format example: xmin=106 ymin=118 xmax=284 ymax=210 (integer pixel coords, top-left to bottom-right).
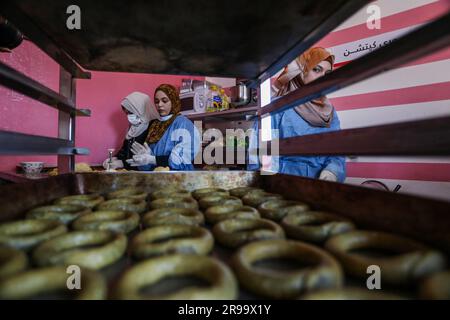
xmin=248 ymin=47 xmax=346 ymax=182
xmin=126 ymin=84 xmax=200 ymax=171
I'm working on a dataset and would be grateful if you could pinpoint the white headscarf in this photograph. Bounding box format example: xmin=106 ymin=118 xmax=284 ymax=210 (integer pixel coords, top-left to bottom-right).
xmin=121 ymin=92 xmax=159 ymax=139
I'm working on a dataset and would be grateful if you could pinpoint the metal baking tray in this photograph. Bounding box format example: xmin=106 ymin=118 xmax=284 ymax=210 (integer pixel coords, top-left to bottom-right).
xmin=0 ymin=171 xmax=449 ymax=299
xmin=1 ymin=0 xmax=363 ymax=78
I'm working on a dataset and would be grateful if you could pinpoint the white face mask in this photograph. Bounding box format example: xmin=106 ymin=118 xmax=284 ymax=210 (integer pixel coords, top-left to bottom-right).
xmin=127 ymin=114 xmax=141 ymax=126
xmin=160 ymin=114 xmax=173 ymax=122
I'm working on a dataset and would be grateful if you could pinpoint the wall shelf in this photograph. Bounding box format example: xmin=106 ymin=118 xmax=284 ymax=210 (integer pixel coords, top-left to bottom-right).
xmin=0 ymin=131 xmax=89 ymax=156
xmin=186 ymin=106 xmax=258 ymax=122
xmin=0 ymin=62 xmax=91 ymax=116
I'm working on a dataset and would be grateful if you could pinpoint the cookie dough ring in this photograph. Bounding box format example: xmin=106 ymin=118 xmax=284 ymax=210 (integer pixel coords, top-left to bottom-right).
xmin=0 ymin=266 xmax=106 ymax=300
xmin=229 ymin=187 xmax=264 ymax=198
xmin=0 ymin=246 xmax=28 ymax=279
xmin=192 ymin=188 xmax=229 ymax=200
xmin=97 ymin=198 xmax=147 ymax=214
xmin=232 ymin=239 xmax=343 ymax=299
xmin=131 ymin=225 xmax=214 ymax=259
xmin=324 ymin=231 xmax=446 ymax=286
xmin=26 ymin=205 xmax=91 ymax=225
xmin=199 ymin=195 xmax=243 ymax=210
xmin=242 ymin=191 xmax=283 ymax=208
xmin=205 ymin=205 xmax=260 ymax=224
xmin=150 ymin=197 xmax=198 ymax=210
xmin=300 ymin=287 xmax=406 ymax=300
xmin=212 ymin=218 xmax=285 ymax=248
xmin=258 ymin=200 xmax=310 ymax=221
xmin=281 ymin=211 xmax=355 ymax=243
xmin=33 ymin=230 xmax=127 ymax=270
xmin=143 ymin=208 xmax=204 ymax=227
xmin=151 ymin=189 xmax=192 ymax=200
xmin=114 ymin=254 xmax=238 ymax=299
xmin=0 ymin=220 xmax=67 ymax=251
xmin=419 ymin=271 xmax=450 ymax=300
xmin=106 ymin=187 xmax=148 ymax=201
xmin=55 ymin=194 xmax=104 ymax=209
xmin=72 ymin=211 xmax=140 ymax=234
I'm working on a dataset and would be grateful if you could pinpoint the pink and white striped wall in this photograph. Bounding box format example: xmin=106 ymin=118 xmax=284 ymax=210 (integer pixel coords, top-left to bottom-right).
xmin=317 ymin=0 xmax=450 ymax=201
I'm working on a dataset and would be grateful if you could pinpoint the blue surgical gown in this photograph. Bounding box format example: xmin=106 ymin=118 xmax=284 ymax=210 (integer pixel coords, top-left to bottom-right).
xmin=138 ymin=115 xmax=200 ymax=171
xmin=247 ymin=108 xmax=346 ymax=182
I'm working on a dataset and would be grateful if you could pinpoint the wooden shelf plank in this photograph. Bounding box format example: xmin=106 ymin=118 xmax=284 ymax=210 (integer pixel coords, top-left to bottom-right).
xmin=186 ymin=106 xmax=258 ymax=121
xmin=0 ymin=62 xmax=91 ymax=117
xmin=266 ymin=116 xmax=450 ymax=156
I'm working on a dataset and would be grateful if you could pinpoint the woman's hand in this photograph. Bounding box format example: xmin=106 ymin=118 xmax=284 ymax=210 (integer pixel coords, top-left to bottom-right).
xmin=131 ymin=142 xmax=153 ymax=156
xmin=102 ymin=157 xmax=124 ymax=170
xmin=127 ymin=143 xmax=155 ymax=167
xmin=126 ymin=154 xmax=156 ymax=167
xmin=319 ymin=170 xmax=338 ymax=182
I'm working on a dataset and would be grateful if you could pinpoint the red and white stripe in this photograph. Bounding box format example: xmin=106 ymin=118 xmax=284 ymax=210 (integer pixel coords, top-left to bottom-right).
xmin=315 ymin=0 xmax=450 ymax=201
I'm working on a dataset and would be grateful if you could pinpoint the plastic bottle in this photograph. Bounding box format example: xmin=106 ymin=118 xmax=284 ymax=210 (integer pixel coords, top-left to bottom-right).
xmin=207 ymin=85 xmax=222 ymax=112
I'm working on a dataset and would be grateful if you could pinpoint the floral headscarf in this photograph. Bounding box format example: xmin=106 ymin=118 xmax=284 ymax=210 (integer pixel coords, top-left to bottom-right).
xmin=272 ymin=47 xmax=335 ymax=127
xmin=146 ymin=84 xmax=181 ymax=144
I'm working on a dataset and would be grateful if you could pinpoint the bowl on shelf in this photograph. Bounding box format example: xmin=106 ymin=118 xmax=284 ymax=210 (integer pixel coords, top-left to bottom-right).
xmin=20 ymin=162 xmax=44 ymax=175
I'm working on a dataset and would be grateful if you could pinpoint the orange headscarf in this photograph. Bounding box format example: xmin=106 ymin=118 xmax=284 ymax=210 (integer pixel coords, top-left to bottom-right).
xmin=297 ymin=47 xmax=334 ymax=78
xmin=274 ymin=47 xmax=335 ymax=92
xmin=146 ymin=84 xmax=181 ymax=144
xmin=272 ymin=47 xmax=335 ymax=127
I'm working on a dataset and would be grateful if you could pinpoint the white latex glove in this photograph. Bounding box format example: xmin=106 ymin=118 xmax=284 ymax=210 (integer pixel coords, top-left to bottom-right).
xmin=102 ymin=157 xmax=124 ymax=170
xmin=319 ymin=169 xmax=338 ymax=182
xmin=126 ymin=154 xmax=156 ymax=167
xmin=131 ymin=142 xmax=153 ymax=156
xmin=127 ymin=142 xmax=155 ymax=166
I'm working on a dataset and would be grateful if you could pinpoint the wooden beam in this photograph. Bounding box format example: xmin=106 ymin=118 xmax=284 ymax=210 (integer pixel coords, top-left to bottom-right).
xmin=267 ymin=116 xmax=450 ymax=156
